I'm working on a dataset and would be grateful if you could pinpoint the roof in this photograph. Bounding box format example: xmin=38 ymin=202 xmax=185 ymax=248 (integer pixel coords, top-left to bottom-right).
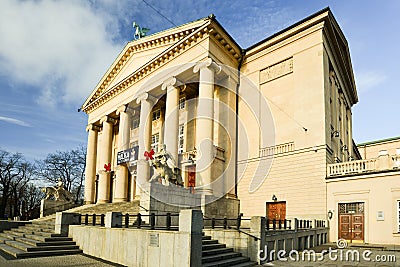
xmin=357 ymin=136 xmax=400 ymax=146
xmin=245 ymin=7 xmax=332 ymax=51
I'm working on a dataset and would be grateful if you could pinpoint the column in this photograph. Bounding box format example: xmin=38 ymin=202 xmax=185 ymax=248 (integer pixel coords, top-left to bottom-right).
xmin=135 ymin=93 xmax=156 ymax=198
xmin=347 ymin=108 xmax=353 ymax=159
xmin=97 ymin=115 xmax=114 ymax=203
xmin=84 ymin=124 xmax=99 ymax=204
xmin=162 ymin=77 xmax=180 ymax=162
xmin=114 ymin=105 xmax=132 ymax=202
xmin=193 ymin=58 xmax=221 ymax=194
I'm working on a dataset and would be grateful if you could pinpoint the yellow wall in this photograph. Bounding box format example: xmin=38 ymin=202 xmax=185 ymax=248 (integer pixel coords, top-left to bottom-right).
xmin=327 ymin=172 xmax=400 ymax=244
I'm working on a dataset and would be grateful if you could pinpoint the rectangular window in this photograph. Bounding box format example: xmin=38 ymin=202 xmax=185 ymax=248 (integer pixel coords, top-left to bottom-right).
xmin=152 ymin=109 xmax=161 ymax=121
xmin=132 ymin=119 xmax=139 ymax=129
xmin=151 ymin=133 xmax=159 ymax=152
xmin=398 ymin=200 xmax=400 ymax=232
xmin=179 ymin=97 xmax=186 ymax=110
xmin=178 ymin=124 xmax=184 ymax=154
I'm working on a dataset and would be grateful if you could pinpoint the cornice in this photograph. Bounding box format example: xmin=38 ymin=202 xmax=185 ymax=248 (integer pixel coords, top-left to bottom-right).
xmin=82 ymin=21 xmax=241 ymax=114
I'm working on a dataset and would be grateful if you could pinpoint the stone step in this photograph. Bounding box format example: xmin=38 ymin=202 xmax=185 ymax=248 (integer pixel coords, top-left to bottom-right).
xmin=22 ymin=226 xmax=54 ymax=233
xmin=3 ymin=230 xmax=26 ymax=237
xmin=202 ymin=247 xmax=234 ymax=256
xmin=227 ymin=262 xmax=257 ymax=267
xmin=202 ymin=243 xmax=226 ymax=250
xmin=202 ymin=236 xmax=212 ymax=240
xmin=0 ymin=243 xmax=25 ymax=257
xmin=202 ymin=252 xmax=242 ymax=263
xmin=202 ymin=239 xmax=219 ymax=245
xmin=5 ymin=240 xmax=79 ymax=252
xmin=202 ymin=256 xmax=251 ymax=267
xmin=24 ymin=234 xmax=72 ymax=243
xmin=0 ymin=243 xmax=82 ymax=258
xmin=16 ymin=237 xmax=76 ymax=247
xmin=0 ymin=237 xmax=9 ymax=244
xmin=27 ymin=223 xmax=55 ymax=228
xmin=0 ymin=232 xmax=20 ymax=241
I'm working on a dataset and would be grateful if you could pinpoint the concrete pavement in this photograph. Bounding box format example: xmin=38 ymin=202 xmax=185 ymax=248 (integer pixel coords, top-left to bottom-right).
xmin=0 ymin=253 xmax=126 ymax=267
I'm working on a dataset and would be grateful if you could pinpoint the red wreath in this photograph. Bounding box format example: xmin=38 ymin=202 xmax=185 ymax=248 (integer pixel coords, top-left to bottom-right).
xmin=104 ymin=163 xmax=111 ymax=172
xmin=144 ymin=149 xmax=155 ymax=161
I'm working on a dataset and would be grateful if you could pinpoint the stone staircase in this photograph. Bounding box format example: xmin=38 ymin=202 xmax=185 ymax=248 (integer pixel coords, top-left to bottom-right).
xmin=202 ymin=234 xmax=257 ymax=267
xmin=0 ymin=219 xmax=81 ymax=258
xmin=0 ymin=201 xmax=141 ymax=259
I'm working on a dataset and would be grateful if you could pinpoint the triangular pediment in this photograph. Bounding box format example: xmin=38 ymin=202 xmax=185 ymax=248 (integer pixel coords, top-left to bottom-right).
xmin=81 ymin=16 xmax=242 ymax=114
xmin=82 ymin=17 xmax=211 ymax=112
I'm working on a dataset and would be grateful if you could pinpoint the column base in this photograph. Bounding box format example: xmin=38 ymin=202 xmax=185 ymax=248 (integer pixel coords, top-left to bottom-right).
xmin=113 ymin=198 xmax=128 ymax=203
xmin=84 ymin=200 xmax=95 ymax=205
xmin=196 ymin=188 xmax=213 ymax=195
xmin=96 ymin=199 xmax=110 ymax=204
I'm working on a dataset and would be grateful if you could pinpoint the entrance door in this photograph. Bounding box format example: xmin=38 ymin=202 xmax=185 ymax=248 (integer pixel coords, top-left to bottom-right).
xmin=338 ymin=202 xmax=364 ymax=243
xmin=187 ymin=166 xmax=196 ymax=193
xmin=266 ymin=201 xmax=286 ymax=220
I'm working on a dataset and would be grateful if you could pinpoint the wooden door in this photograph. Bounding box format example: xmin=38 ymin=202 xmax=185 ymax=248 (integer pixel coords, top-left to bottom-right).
xmin=352 ymin=214 xmax=364 ymax=241
xmin=338 ymin=202 xmax=364 ymax=243
xmin=266 ymin=201 xmax=286 ymax=220
xmin=187 ymin=166 xmax=196 ymax=193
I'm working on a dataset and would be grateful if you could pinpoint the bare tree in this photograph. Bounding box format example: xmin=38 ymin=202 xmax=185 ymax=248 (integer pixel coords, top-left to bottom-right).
xmin=36 ymin=146 xmax=86 ymax=203
xmin=0 ymin=150 xmax=34 ymax=218
xmin=22 ymin=183 xmax=44 ymax=219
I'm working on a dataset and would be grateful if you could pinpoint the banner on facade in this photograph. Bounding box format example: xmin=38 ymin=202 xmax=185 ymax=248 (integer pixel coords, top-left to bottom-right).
xmin=117 ymin=146 xmax=138 ymax=165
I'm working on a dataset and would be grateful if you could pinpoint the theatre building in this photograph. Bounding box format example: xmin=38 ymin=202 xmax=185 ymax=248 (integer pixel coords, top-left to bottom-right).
xmin=81 ymin=8 xmax=400 ymax=244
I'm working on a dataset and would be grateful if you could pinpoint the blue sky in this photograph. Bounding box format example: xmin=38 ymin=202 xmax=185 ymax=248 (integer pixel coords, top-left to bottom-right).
xmin=0 ymin=0 xmax=399 ymax=160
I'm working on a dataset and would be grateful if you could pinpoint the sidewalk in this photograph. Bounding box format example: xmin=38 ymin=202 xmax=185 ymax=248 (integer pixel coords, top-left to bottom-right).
xmin=0 ymin=253 xmax=125 ymax=267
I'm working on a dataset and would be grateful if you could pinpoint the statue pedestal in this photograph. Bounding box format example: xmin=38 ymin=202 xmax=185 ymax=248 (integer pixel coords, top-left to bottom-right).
xmin=40 ymin=199 xmax=78 ymax=218
xmin=139 ymin=182 xmax=240 ymax=226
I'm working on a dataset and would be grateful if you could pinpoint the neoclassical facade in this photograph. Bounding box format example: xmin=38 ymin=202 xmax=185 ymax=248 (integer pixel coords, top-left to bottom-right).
xmin=81 ymin=8 xmax=400 ymax=244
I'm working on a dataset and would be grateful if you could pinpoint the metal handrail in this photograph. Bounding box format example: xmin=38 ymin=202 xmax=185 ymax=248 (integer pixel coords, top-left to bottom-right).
xmin=203 ymin=215 xmax=260 ymax=241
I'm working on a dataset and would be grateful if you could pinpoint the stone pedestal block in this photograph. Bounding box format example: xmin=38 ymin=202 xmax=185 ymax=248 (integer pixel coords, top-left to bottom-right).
xmin=105 ymin=212 xmax=122 ymax=228
xmin=55 ymin=212 xmax=81 ymax=236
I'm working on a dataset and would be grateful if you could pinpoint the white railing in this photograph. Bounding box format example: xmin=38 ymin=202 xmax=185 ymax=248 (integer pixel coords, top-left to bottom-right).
xmin=259 ymin=142 xmax=295 ymax=157
xmin=327 ymin=159 xmax=377 ymax=177
xmin=328 ymin=153 xmax=400 ymax=177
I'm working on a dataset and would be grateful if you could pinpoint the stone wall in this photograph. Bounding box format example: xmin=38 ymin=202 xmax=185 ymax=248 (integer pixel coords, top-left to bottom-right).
xmin=40 ymin=199 xmax=79 ymax=217
xmin=68 ymin=209 xmax=203 ymax=267
xmin=69 ymin=226 xmax=192 ymax=267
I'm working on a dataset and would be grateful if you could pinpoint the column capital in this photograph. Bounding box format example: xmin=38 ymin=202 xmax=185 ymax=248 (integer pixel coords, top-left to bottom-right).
xmin=100 ymin=115 xmax=116 ymax=124
xmin=116 ymin=104 xmax=128 ymax=115
xmin=136 ymin=92 xmax=157 ymax=105
xmin=161 ymin=77 xmax=183 ymax=92
xmin=86 ymin=123 xmax=100 ymax=132
xmin=193 ymin=57 xmax=221 ymax=74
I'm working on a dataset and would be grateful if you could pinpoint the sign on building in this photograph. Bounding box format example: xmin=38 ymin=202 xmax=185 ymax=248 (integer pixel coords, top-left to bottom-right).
xmin=117 ymin=146 xmax=139 ymax=165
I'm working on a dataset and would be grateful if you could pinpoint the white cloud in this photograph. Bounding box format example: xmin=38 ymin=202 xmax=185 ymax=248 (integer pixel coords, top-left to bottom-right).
xmin=355 ymin=70 xmax=387 ymax=94
xmin=0 ymin=116 xmax=31 ymax=127
xmin=0 ymin=0 xmax=126 ymax=108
